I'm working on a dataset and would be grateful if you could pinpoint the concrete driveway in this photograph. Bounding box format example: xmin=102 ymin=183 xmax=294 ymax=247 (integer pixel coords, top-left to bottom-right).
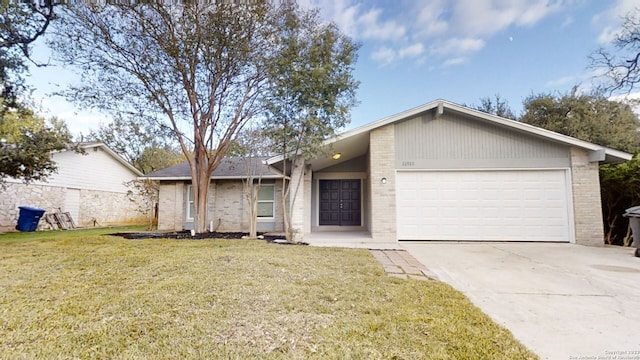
xmin=403 ymin=242 xmax=640 ymax=360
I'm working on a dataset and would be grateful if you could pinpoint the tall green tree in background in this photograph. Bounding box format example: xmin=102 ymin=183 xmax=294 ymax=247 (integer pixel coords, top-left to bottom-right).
xmin=466 ymin=94 xmax=517 ymax=120
xmin=0 ymin=1 xmax=72 ymax=183
xmin=521 ymin=90 xmax=640 ymax=245
xmin=88 ymin=118 xmax=183 ymax=175
xmin=0 ymin=109 xmax=72 ymax=182
xmin=1 ymin=0 xmax=57 ymax=107
xmin=264 ymin=3 xmax=359 ymax=242
xmin=520 ymin=89 xmax=639 ymax=153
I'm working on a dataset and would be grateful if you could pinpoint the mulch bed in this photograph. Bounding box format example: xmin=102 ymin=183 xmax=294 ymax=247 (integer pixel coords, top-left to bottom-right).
xmin=109 ymin=231 xmax=306 ymax=244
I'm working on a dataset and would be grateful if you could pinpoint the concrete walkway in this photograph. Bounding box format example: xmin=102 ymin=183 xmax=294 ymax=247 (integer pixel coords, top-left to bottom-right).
xmin=304 ymin=231 xmax=401 ymax=249
xmin=403 ymin=242 xmax=640 ymax=360
xmin=369 ymin=249 xmax=438 ymax=280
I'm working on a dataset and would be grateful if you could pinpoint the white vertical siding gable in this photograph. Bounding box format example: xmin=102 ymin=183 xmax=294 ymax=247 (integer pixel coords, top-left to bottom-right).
xmin=38 ymin=146 xmax=139 ymax=193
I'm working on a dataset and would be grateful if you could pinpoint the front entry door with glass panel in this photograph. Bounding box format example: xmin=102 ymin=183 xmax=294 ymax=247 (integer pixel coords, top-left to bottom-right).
xmin=319 ymin=179 xmax=361 ymax=226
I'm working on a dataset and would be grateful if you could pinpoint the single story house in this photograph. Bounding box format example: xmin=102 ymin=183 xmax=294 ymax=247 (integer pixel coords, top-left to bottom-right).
xmin=147 ymin=100 xmax=632 ymax=246
xmin=146 ymin=157 xmax=285 ymax=232
xmin=0 ymin=142 xmax=147 ymax=231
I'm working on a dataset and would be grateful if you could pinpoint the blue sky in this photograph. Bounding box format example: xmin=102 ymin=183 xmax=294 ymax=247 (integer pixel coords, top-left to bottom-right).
xmin=26 ymin=0 xmax=640 ymax=135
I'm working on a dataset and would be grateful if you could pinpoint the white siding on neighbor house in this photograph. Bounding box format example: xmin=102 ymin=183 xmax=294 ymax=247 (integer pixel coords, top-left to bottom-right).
xmin=64 ymin=188 xmax=81 ymax=223
xmin=9 ymin=147 xmax=138 ymax=193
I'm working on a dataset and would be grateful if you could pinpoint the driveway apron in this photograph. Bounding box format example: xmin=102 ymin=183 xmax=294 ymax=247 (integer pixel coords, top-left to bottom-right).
xmin=403 ymin=242 xmax=640 ymax=360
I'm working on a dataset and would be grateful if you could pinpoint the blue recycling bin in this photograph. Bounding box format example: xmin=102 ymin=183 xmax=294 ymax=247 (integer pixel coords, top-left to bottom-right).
xmin=16 ymin=206 xmax=46 ymax=232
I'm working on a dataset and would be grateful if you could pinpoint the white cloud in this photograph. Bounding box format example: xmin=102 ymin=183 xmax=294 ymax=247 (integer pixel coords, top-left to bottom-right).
xmin=593 ymin=0 xmax=640 ymax=44
xmin=546 ymin=75 xmax=576 ymax=87
xmin=449 ymin=0 xmax=565 ymax=38
xmin=398 ymin=43 xmax=425 ymax=58
xmin=371 ymin=43 xmax=426 ymax=66
xmin=430 ymin=38 xmax=485 ymax=56
xmin=315 ymin=0 xmax=569 ymax=66
xmin=516 ymin=0 xmax=564 ymax=26
xmin=35 ymin=96 xmax=110 ymax=137
xmin=414 ymin=0 xmax=449 ymax=37
xmin=561 ymin=15 xmax=574 ymax=28
xmin=358 ymin=8 xmax=406 ymax=41
xmin=442 ymin=57 xmax=468 ymax=67
xmin=309 ymin=0 xmax=360 ymax=38
xmin=371 ymin=46 xmax=397 ymax=65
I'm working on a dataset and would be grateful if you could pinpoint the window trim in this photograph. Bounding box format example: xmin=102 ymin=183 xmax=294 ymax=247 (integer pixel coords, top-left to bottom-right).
xmin=186 ymin=184 xmax=195 ymax=221
xmin=257 ymin=184 xmax=275 ymax=220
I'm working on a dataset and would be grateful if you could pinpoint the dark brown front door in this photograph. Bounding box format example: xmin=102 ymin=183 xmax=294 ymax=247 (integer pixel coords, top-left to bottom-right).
xmin=319 ymin=179 xmax=361 ymax=226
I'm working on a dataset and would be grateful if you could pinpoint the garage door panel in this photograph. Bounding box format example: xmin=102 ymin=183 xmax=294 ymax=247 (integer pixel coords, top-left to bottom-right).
xmin=396 ymin=170 xmax=571 ymax=242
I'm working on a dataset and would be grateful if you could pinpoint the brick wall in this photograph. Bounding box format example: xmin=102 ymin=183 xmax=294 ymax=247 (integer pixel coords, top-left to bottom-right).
xmin=570 ymin=147 xmax=604 ymax=246
xmin=158 ymin=180 xmax=285 ymax=233
xmin=0 ymin=182 xmax=145 ymax=231
xmin=289 ymin=157 xmax=306 ymax=241
xmin=369 ymin=124 xmax=397 ymax=241
xmin=212 ymin=180 xmax=244 ymax=232
xmin=158 ymin=181 xmax=183 ymax=230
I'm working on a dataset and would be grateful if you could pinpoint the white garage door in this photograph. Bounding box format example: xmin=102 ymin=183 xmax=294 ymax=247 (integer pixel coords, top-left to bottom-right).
xmin=396 ymin=170 xmax=571 ymax=242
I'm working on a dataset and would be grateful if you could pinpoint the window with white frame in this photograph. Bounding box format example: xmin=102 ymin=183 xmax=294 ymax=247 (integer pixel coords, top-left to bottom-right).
xmin=257 ymin=184 xmax=275 ymax=218
xmin=186 ymin=185 xmax=195 ymax=220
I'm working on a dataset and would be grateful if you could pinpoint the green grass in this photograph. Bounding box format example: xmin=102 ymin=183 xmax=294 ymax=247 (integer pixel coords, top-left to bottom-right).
xmin=0 ymin=229 xmax=538 ymax=359
xmin=0 ymin=226 xmax=146 ymax=244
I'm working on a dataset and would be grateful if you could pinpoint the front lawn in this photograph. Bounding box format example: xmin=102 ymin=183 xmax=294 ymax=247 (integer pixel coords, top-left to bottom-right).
xmin=0 ymin=229 xmax=537 ymax=359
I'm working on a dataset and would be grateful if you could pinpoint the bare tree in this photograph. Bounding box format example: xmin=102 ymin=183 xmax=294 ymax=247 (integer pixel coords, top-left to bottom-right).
xmin=51 ymin=2 xmax=280 ymax=233
xmin=591 ymin=7 xmax=640 ymax=93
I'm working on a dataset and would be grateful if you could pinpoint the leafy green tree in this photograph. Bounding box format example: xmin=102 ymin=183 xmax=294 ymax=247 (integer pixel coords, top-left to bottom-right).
xmin=520 ymin=90 xmax=640 ymax=153
xmin=1 ymin=0 xmax=58 ymax=107
xmin=51 ymin=2 xmax=286 ymax=233
xmin=0 ymin=1 xmax=71 ymax=183
xmin=600 ymin=157 xmax=640 ymax=245
xmin=466 ymin=94 xmax=517 ymax=120
xmin=0 ymin=109 xmax=72 ymax=182
xmin=88 ymin=118 xmax=182 ymax=174
xmin=264 ymin=3 xmax=359 ymax=241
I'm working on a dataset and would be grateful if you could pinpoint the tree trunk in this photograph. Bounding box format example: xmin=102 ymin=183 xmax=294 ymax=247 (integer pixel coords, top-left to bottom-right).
xmin=249 ymin=188 xmax=258 ymax=238
xmin=191 ymin=148 xmax=210 ymax=234
xmin=248 ymin=183 xmax=258 ymax=238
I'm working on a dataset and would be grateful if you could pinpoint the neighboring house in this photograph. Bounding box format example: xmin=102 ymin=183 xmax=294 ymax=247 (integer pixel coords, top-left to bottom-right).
xmin=0 ymin=142 xmax=146 ymax=231
xmin=150 ymin=100 xmax=633 ymax=246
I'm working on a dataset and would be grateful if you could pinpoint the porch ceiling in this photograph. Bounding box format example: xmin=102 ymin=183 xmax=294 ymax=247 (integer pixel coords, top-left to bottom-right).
xmin=308 ymin=131 xmax=370 ymax=171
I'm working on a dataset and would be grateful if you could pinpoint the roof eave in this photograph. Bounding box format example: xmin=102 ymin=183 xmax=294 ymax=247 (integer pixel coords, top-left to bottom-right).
xmin=140 ymin=175 xmax=284 ymax=181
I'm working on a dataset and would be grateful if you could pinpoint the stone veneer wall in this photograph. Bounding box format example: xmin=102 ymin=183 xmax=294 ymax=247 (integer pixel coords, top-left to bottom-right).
xmin=369 ymin=124 xmax=397 ymax=241
xmin=570 ymin=147 xmax=605 ymax=246
xmin=0 ymin=183 xmax=146 ymax=231
xmin=77 ymin=189 xmax=147 ymax=227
